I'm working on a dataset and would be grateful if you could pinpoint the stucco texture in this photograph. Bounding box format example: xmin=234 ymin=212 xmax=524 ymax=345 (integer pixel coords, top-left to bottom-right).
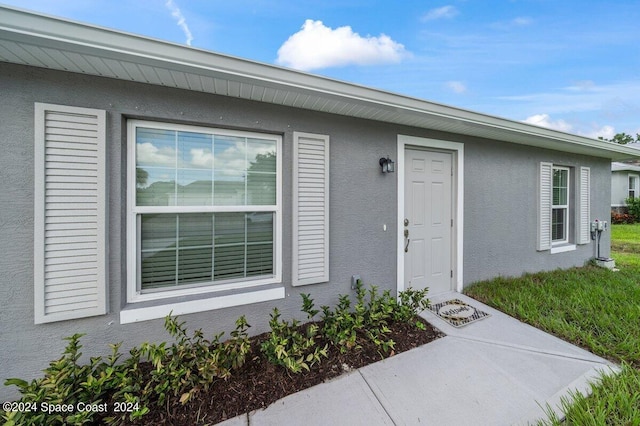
xmin=462 ymin=138 xmax=611 ymax=283
xmin=0 ymin=62 xmax=611 ymax=400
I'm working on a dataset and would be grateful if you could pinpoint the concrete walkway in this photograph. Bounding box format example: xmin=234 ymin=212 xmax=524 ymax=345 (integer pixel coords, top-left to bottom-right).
xmin=220 ymin=293 xmax=618 ymax=425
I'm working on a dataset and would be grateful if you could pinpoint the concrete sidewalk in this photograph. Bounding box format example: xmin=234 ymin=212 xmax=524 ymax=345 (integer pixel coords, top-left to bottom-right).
xmin=220 ymin=293 xmax=618 ymax=425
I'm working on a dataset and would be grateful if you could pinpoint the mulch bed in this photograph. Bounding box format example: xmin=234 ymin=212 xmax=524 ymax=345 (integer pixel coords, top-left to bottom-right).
xmin=120 ymin=317 xmax=444 ymax=425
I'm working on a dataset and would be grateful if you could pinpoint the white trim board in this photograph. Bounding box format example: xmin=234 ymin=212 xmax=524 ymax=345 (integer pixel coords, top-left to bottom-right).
xmin=396 ymin=135 xmax=464 ymax=294
xmin=120 ymin=286 xmax=285 ymax=324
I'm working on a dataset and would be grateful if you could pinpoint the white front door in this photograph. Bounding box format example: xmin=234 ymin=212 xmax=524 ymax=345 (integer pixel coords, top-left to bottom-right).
xmin=404 ymin=148 xmax=453 ymax=295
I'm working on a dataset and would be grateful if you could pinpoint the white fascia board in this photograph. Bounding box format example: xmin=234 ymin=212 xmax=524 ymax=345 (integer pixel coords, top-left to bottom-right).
xmin=2 ymin=5 xmax=640 ymax=161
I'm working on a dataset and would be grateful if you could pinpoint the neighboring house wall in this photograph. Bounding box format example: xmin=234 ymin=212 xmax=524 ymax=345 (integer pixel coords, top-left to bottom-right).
xmin=611 ymin=168 xmax=640 ymax=208
xmin=611 ymin=172 xmax=629 ymax=208
xmin=0 ymin=62 xmax=610 ymax=400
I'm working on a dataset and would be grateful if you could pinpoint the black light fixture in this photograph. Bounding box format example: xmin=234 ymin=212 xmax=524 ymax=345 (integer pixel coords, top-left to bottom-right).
xmin=379 ymin=156 xmax=395 ymax=173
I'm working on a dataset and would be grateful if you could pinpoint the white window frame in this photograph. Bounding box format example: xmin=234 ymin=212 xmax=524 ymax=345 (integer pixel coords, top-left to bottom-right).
xmin=629 ymin=174 xmax=639 ymax=199
xmin=126 ymin=120 xmax=282 ymax=304
xmin=552 ymin=166 xmax=570 ymax=245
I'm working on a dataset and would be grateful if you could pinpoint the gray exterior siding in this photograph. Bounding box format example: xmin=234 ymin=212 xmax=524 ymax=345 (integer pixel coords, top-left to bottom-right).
xmin=0 ymin=62 xmax=610 ymax=400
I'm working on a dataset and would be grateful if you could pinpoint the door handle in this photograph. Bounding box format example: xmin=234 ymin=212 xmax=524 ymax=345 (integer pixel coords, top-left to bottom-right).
xmin=404 ymin=228 xmax=410 ymax=253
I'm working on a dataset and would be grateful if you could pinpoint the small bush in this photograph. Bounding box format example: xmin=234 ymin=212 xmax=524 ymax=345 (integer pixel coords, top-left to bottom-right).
xmin=2 ymin=334 xmax=144 ymax=426
xmin=139 ymin=315 xmax=251 ymax=406
xmin=3 ymin=316 xmax=252 ymax=425
xmin=625 ymin=197 xmax=640 ymax=221
xmin=320 ymin=281 xmax=430 ymax=356
xmin=260 ymin=307 xmax=328 ymax=373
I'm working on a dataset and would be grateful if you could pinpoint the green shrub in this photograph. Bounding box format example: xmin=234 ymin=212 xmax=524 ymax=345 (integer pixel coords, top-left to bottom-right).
xmin=321 ymin=292 xmax=362 ymax=352
xmin=320 ymin=281 xmax=430 ymax=356
xmin=139 ymin=315 xmax=251 ymax=406
xmin=2 ymin=334 xmax=145 ymax=426
xmin=3 ymin=316 xmax=251 ymax=425
xmin=3 ymin=281 xmax=432 ymax=423
xmin=395 ymin=286 xmax=430 ymax=329
xmin=260 ymin=306 xmax=328 ymax=373
xmin=625 ymin=197 xmax=640 ymax=221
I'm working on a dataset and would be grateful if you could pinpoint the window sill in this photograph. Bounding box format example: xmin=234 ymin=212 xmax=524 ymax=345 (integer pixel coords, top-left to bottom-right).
xmin=120 ymin=284 xmax=285 ymax=324
xmin=550 ymin=244 xmax=576 ymax=254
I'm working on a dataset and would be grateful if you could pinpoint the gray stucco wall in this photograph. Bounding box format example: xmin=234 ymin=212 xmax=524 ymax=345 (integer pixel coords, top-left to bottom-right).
xmin=462 ymin=138 xmax=611 ymax=284
xmin=0 ymin=62 xmax=612 ymax=400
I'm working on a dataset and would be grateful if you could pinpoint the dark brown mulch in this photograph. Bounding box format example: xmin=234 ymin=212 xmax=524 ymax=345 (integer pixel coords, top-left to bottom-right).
xmin=121 ymin=317 xmax=444 ymax=425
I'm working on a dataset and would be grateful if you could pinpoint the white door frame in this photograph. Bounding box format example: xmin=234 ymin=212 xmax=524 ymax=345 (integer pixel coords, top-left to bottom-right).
xmin=397 ymin=135 xmax=464 ymax=293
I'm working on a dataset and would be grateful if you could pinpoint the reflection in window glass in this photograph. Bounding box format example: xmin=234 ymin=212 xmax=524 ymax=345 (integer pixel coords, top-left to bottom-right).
xmin=132 ymin=122 xmax=279 ymax=295
xmin=553 ymin=169 xmax=568 ymax=205
xmin=135 ymin=129 xmax=276 ymax=207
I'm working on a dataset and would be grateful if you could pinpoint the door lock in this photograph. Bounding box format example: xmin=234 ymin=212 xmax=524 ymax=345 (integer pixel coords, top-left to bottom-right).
xmin=404 ymin=218 xmax=409 ymax=226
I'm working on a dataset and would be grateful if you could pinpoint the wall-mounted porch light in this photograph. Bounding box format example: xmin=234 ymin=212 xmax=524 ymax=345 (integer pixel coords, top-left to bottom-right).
xmin=379 ymin=156 xmax=395 ymax=173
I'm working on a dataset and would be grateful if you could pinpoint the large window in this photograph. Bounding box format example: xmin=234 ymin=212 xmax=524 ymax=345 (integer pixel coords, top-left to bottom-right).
xmin=127 ymin=121 xmax=281 ymax=302
xmin=552 ymin=167 xmax=569 ymax=244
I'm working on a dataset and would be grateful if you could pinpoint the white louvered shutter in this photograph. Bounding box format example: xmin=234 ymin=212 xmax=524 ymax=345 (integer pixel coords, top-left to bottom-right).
xmin=577 ymin=166 xmax=591 ymax=244
xmin=34 ymin=103 xmax=107 ymax=324
xmin=537 ymin=162 xmax=553 ymax=251
xmin=292 ymin=132 xmax=329 ymax=286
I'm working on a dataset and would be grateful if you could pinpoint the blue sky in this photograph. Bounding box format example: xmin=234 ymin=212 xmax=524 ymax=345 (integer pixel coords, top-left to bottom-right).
xmin=3 ymin=0 xmax=640 ymax=139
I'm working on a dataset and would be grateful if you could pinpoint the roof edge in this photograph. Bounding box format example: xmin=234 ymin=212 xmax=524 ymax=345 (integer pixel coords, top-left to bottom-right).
xmin=1 ymin=5 xmax=639 ymax=161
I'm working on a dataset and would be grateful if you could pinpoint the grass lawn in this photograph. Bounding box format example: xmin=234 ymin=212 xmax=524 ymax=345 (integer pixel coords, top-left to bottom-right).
xmin=464 ymin=223 xmax=640 ymax=425
xmin=611 ymin=223 xmax=640 ymax=268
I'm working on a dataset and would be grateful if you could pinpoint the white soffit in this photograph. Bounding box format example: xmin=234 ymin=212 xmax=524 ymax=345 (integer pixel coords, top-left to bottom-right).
xmin=1 ymin=5 xmax=639 ymax=161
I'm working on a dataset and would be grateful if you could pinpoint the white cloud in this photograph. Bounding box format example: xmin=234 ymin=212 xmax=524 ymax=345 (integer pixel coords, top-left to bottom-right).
xmin=190 ymin=140 xmax=275 ymax=173
xmin=582 ymin=125 xmax=616 ymax=140
xmin=523 ymin=114 xmax=573 ymax=132
xmin=421 ymin=6 xmax=458 ymax=22
xmin=523 ymin=114 xmax=620 ymax=140
xmin=446 ymin=81 xmax=467 ymax=94
xmin=567 ymin=80 xmax=596 ymax=91
xmin=137 ymin=142 xmax=176 ymax=167
xmin=490 ymin=17 xmax=533 ymax=30
xmin=189 ymin=148 xmax=213 ymax=168
xmin=512 ymin=17 xmax=532 ymax=27
xmin=276 ymin=20 xmax=408 ymax=71
xmin=165 ymin=0 xmax=193 ymax=46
